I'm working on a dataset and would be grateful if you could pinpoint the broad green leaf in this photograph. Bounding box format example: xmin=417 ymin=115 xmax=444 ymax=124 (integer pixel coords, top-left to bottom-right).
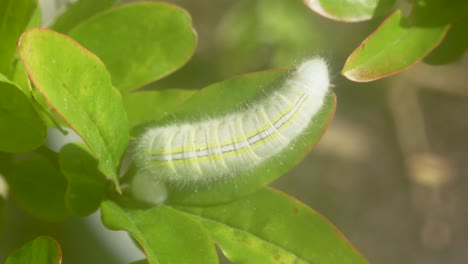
xmin=0 ymin=0 xmax=37 ymax=75
xmin=5 ymin=236 xmax=62 ymax=264
xmin=303 ymin=0 xmax=395 ymax=22
xmin=100 ymin=200 xmax=218 ymax=264
xmin=7 ymin=155 xmax=68 ymax=221
xmin=0 ymin=74 xmax=46 ymax=153
xmin=177 ymin=188 xmax=367 ymax=264
xmin=11 ymin=71 xmax=69 ymax=135
xmin=59 ymin=143 xmax=108 ymax=216
xmin=123 ymin=89 xmax=197 ymax=131
xmin=425 ymin=15 xmax=468 ymax=65
xmin=50 ymin=0 xmax=118 ymax=33
xmin=140 ymin=70 xmax=335 ymax=205
xmin=342 ymin=10 xmax=449 ymax=81
xmin=69 ymin=2 xmax=197 ymax=92
xmin=30 ymin=83 xmax=69 ymax=130
xmin=19 ymin=29 xmax=129 ymax=192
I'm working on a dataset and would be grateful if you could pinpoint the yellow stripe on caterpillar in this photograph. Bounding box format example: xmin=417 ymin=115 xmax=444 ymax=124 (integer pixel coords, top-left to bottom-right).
xmin=134 ymin=58 xmax=330 ymax=187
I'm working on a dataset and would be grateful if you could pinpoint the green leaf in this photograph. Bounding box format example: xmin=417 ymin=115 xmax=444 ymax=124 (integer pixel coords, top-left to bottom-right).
xmin=145 ymin=70 xmax=335 ymax=205
xmin=0 ymin=151 xmax=13 ymax=175
xmin=6 ymin=3 xmax=41 ymax=94
xmin=50 ymin=0 xmax=118 ymax=33
xmin=303 ymin=0 xmax=395 ymax=22
xmin=59 ymin=143 xmax=108 ymax=216
xmin=408 ymin=0 xmax=468 ymax=26
xmin=25 ymin=2 xmax=41 ymax=30
xmin=69 ymin=2 xmax=197 ymax=92
xmin=0 ymin=0 xmax=37 ymax=75
xmin=177 ymin=188 xmax=367 ymax=264
xmin=424 ymin=15 xmax=468 ymax=65
xmin=342 ymin=10 xmax=449 ymax=81
xmin=0 ymin=198 xmax=5 ymax=231
xmin=123 ymin=89 xmax=196 ymax=131
xmin=100 ymin=201 xmax=218 ymax=264
xmin=19 ymin=29 xmax=130 ymax=192
xmin=7 ymin=155 xmax=68 ymax=221
xmin=9 ymin=59 xmax=32 ymax=97
xmin=0 ymin=74 xmax=46 ymax=153
xmin=5 ymin=236 xmax=62 ymax=264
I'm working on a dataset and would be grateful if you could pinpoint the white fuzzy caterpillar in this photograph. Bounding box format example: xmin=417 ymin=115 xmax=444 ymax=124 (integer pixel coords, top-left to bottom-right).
xmin=134 ymin=58 xmax=329 ymax=186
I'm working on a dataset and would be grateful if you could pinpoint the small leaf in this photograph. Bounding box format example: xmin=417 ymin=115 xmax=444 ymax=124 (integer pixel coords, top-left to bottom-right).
xmin=123 ymin=89 xmax=196 ymax=131
xmin=19 ymin=29 xmax=130 ymax=192
xmin=177 ymin=187 xmax=368 ymax=264
xmin=50 ymin=0 xmax=118 ymax=33
xmin=342 ymin=10 xmax=449 ymax=81
xmin=59 ymin=143 xmax=108 ymax=216
xmin=7 ymin=155 xmax=68 ymax=221
xmin=303 ymin=0 xmax=396 ymax=22
xmin=0 ymin=74 xmax=46 ymax=153
xmin=69 ymin=2 xmax=197 ymax=92
xmin=0 ymin=0 xmax=37 ymax=74
xmin=101 ymin=201 xmax=218 ymax=264
xmin=150 ymin=70 xmax=335 ymax=205
xmin=5 ymin=236 xmax=62 ymax=264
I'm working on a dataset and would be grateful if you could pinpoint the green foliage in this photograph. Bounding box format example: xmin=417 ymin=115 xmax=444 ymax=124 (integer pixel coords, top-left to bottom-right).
xmin=7 ymin=155 xmax=69 ymax=222
xmin=5 ymin=236 xmax=61 ymax=264
xmin=0 ymin=74 xmax=46 ymax=152
xmin=0 ymin=0 xmax=37 ymax=75
xmin=50 ymin=0 xmax=118 ymax=33
xmin=123 ymin=89 xmax=196 ymax=131
xmin=68 ymin=2 xmax=197 ymax=92
xmin=101 ymin=201 xmax=218 ymax=264
xmin=176 ymin=188 xmax=366 ymax=263
xmin=334 ymin=0 xmax=468 ymax=81
xmin=19 ymin=29 xmax=130 ymax=192
xmin=1 ymin=0 xmax=465 ymax=263
xmin=59 ymin=143 xmax=108 ymax=216
xmin=342 ymin=10 xmax=449 ymax=81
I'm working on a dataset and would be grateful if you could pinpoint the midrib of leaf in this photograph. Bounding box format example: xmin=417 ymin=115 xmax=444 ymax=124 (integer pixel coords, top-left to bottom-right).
xmin=177 ymin=209 xmax=309 ymax=263
xmin=37 ymin=66 xmax=117 ymax=178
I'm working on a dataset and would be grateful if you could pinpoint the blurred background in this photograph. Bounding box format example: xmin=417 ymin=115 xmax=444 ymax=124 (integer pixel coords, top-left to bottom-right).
xmin=1 ymin=0 xmax=467 ymax=263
